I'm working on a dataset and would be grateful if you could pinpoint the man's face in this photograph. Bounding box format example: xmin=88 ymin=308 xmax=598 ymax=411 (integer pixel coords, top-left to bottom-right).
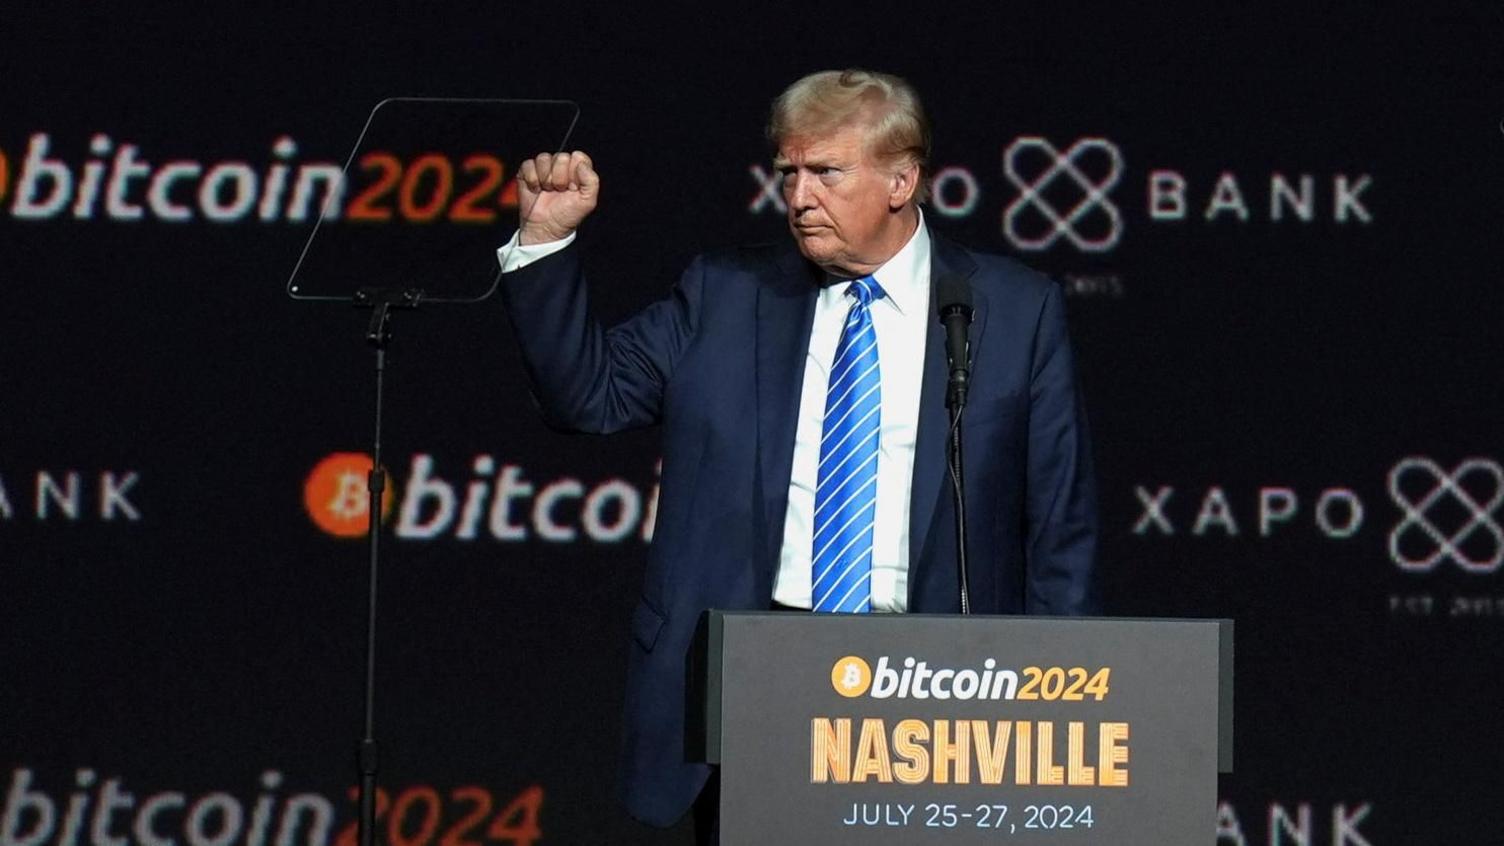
xmin=775 ymin=123 xmax=901 ymax=274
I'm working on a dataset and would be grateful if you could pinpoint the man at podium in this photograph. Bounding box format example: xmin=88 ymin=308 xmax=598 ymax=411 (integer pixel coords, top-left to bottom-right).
xmin=497 ymin=68 xmax=1099 ymax=842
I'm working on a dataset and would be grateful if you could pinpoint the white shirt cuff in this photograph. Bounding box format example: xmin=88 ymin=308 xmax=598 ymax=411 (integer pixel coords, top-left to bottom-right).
xmin=496 ymin=230 xmax=577 ymax=273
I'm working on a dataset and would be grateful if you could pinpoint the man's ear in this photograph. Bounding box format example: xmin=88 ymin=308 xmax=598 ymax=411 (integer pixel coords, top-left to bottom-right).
xmin=889 ymin=161 xmax=920 ymax=209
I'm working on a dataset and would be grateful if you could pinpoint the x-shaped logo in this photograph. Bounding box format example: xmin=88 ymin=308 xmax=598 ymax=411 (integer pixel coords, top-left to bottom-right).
xmin=1003 ymin=137 xmax=1123 ymax=252
xmin=1388 ymin=457 xmax=1504 ymax=572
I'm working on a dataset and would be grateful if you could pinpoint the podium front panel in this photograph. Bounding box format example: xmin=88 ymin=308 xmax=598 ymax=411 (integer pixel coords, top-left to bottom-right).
xmin=705 ymin=612 xmax=1228 ymax=845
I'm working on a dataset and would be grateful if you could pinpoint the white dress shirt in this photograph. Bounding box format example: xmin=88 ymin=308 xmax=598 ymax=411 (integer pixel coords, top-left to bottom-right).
xmin=772 ymin=216 xmax=930 ymax=612
xmin=498 ymin=217 xmax=932 ymax=612
xmin=497 ymin=231 xmax=575 ymax=272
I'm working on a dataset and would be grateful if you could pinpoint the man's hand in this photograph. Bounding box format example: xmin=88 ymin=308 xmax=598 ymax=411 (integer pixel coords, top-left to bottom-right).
xmin=517 ymin=150 xmax=599 ymax=245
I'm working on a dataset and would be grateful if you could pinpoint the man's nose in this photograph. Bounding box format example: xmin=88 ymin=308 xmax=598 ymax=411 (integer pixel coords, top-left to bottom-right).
xmin=787 ymin=173 xmax=817 ymax=211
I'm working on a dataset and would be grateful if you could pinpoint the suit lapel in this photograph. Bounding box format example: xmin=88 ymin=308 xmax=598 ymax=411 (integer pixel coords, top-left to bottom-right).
xmin=755 ymin=246 xmax=821 ymax=578
xmin=907 ymin=231 xmax=984 ymax=607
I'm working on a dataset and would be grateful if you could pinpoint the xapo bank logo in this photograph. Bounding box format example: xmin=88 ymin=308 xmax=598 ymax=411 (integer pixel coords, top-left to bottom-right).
xmin=0 ymin=133 xmax=519 ymax=225
xmin=1003 ymin=135 xmax=1373 ymax=253
xmin=746 ymin=135 xmax=1373 ymax=254
xmin=304 ymin=452 xmax=658 ymax=544
xmin=0 ymin=468 xmax=141 ymax=523
xmin=1388 ymin=457 xmax=1502 ymax=573
xmin=1130 ymin=455 xmax=1503 ymax=574
xmin=1131 ymin=455 xmax=1504 ymax=620
xmin=829 ymin=656 xmax=1110 ymax=702
xmin=1002 ymin=137 xmax=1124 ymax=252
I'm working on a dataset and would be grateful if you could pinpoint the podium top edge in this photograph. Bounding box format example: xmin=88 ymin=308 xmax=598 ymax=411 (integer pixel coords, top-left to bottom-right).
xmin=706 ymin=610 xmax=1233 ymax=625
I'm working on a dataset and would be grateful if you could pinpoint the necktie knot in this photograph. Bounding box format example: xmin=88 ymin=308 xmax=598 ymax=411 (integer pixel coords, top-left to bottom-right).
xmin=848 ymin=275 xmax=884 ymax=308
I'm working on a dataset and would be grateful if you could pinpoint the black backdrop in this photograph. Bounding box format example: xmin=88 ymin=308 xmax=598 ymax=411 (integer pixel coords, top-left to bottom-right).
xmin=4 ymin=4 xmax=1502 ymax=844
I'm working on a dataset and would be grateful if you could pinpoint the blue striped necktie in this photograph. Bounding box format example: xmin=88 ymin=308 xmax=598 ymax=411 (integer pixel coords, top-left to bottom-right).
xmin=813 ymin=275 xmax=885 ymax=613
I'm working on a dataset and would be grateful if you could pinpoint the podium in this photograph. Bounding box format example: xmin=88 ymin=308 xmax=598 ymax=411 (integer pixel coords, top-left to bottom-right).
xmin=690 ymin=612 xmax=1232 ymax=845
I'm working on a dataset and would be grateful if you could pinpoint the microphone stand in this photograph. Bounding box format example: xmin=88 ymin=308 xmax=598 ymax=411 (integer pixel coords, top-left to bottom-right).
xmin=353 ymin=285 xmax=422 ymax=846
xmin=946 ymin=383 xmax=971 ymax=615
xmin=938 ymin=276 xmax=974 ymax=616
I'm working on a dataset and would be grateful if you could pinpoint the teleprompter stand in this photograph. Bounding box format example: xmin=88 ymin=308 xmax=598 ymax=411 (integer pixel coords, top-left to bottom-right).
xmin=286 ymin=98 xmax=579 ymax=846
xmin=351 ymin=286 xmax=418 ymax=846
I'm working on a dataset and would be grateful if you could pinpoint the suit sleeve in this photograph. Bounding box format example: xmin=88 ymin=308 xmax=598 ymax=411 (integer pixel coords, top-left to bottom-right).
xmin=1023 ymin=282 xmax=1101 ymax=614
xmin=499 ymin=243 xmax=703 ymax=434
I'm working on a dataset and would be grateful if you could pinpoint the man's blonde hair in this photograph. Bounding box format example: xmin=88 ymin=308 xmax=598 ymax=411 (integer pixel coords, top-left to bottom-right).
xmin=768 ymin=69 xmax=932 ymax=204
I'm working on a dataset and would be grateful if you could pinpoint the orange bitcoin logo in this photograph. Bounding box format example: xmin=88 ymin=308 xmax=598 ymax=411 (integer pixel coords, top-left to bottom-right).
xmin=830 ymin=656 xmax=872 ymax=698
xmin=304 ymin=452 xmax=395 ymax=537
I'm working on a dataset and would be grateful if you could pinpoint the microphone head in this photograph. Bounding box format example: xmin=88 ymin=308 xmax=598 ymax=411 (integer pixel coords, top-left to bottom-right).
xmin=935 ymin=273 xmax=973 ymax=319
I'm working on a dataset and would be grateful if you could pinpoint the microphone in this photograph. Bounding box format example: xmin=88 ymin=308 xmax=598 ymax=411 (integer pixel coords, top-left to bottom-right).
xmin=934 ymin=273 xmax=974 ymax=614
xmin=935 ymin=274 xmax=973 ymax=410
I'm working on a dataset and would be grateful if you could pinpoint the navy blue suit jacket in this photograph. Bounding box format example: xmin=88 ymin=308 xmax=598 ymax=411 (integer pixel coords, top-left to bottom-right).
xmin=500 ymin=228 xmax=1099 ymax=827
